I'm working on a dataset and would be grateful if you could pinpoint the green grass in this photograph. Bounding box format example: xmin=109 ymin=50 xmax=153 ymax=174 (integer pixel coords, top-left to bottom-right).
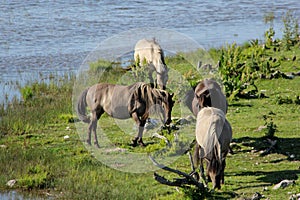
xmin=0 ymin=41 xmax=300 ymax=199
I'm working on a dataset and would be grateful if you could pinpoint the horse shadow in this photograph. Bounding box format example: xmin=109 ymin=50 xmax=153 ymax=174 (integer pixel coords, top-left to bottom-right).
xmin=232 ymin=169 xmax=298 ymax=186
xmin=228 ymin=136 xmax=300 ymax=191
xmin=181 ymin=187 xmax=238 ymax=200
xmin=232 ymin=136 xmax=300 ymax=161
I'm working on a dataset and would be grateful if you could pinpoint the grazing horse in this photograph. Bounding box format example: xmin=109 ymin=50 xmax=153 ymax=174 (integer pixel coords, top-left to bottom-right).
xmin=193 ymin=107 xmax=232 ymax=189
xmin=134 ymin=39 xmax=168 ymax=89
xmin=185 ymin=78 xmax=228 ymax=116
xmin=76 ymin=82 xmax=174 ymax=147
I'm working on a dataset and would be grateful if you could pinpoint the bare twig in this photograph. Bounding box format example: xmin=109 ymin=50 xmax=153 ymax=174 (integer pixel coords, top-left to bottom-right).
xmin=260 ymin=139 xmax=277 ymax=156
xmin=152 ymin=132 xmax=170 ymax=146
xmin=149 ymin=155 xmax=205 ymax=190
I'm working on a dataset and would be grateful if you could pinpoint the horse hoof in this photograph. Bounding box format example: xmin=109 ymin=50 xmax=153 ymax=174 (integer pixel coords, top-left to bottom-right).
xmin=86 ymin=140 xmax=92 ymax=146
xmin=138 ymin=139 xmax=146 ymax=147
xmin=139 ymin=142 xmax=146 ymax=147
xmin=94 ymin=142 xmax=100 ymax=148
xmin=131 ymin=138 xmax=138 ymax=147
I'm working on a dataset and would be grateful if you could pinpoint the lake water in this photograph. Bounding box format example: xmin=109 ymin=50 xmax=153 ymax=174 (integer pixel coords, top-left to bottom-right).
xmin=0 ymin=1 xmax=299 ymax=102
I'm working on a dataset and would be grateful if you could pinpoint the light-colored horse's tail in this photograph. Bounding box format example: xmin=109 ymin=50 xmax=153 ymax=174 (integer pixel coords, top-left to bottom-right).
xmin=206 ymin=112 xmax=224 ymax=173
xmin=76 ymin=88 xmax=90 ymax=123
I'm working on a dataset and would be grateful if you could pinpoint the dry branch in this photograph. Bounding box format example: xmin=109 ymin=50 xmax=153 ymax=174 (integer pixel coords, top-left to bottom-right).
xmin=260 ymin=139 xmax=277 ymax=156
xmin=149 ymin=155 xmax=205 ymax=190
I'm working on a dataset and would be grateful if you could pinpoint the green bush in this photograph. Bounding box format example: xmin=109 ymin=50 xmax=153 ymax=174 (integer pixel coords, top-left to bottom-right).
xmin=20 ymin=86 xmax=33 ymax=102
xmin=218 ymin=43 xmax=258 ymax=100
xmin=263 ymin=113 xmax=277 ymax=138
xmin=18 ymin=165 xmax=54 ymax=189
xmin=282 ymin=10 xmax=299 ymax=50
xmin=89 ymin=59 xmax=113 ymax=72
xmin=58 ymin=114 xmax=77 ymax=123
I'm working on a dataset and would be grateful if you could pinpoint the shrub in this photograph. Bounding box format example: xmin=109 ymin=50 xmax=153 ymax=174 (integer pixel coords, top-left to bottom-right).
xmin=89 ymin=59 xmax=113 ymax=72
xmin=282 ymin=10 xmax=299 ymax=50
xmin=218 ymin=43 xmax=258 ymax=100
xmin=20 ymin=86 xmax=33 ymax=102
xmin=263 ymin=114 xmax=277 ymax=138
xmin=18 ymin=165 xmax=54 ymax=189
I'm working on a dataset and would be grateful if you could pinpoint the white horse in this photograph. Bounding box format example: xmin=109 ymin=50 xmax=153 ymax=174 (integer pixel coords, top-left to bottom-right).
xmin=193 ymin=107 xmax=232 ymax=189
xmin=134 ymin=39 xmax=168 ymax=89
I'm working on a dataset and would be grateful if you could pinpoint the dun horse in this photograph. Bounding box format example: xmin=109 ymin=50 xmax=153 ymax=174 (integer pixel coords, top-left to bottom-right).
xmin=185 ymin=78 xmax=228 ymax=116
xmin=134 ymin=39 xmax=168 ymax=89
xmin=76 ymin=82 xmax=174 ymax=147
xmin=193 ymin=107 xmax=232 ymax=189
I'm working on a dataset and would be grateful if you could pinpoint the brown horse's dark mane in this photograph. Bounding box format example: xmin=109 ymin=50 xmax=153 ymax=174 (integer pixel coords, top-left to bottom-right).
xmin=133 ymin=83 xmax=169 ymax=120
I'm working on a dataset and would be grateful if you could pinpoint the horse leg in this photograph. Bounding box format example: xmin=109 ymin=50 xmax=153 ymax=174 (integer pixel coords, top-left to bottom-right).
xmin=87 ymin=111 xmax=98 ymax=147
xmin=131 ymin=113 xmax=146 ymax=147
xmin=87 ymin=118 xmax=94 ymax=146
xmin=221 ymin=159 xmax=226 ymax=184
xmin=198 ymin=146 xmax=208 ymax=187
xmin=92 ymin=109 xmax=104 ymax=148
xmin=137 ymin=120 xmax=146 ymax=146
xmin=133 ymin=121 xmax=146 ymax=147
xmin=148 ymin=68 xmax=155 ymax=88
xmin=199 ymin=158 xmax=208 ymax=187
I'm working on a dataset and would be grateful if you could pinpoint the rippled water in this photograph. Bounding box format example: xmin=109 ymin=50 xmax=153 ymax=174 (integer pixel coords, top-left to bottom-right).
xmin=0 ymin=0 xmax=299 ymax=103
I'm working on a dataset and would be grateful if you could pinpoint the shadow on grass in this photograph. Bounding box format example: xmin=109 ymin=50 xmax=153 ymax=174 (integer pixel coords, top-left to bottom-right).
xmin=233 ymin=170 xmax=299 ymax=184
xmin=233 ymin=136 xmax=300 ymax=161
xmin=227 ymin=169 xmax=299 ymax=191
xmin=229 ymin=102 xmax=253 ymax=107
xmin=182 ymin=187 xmax=238 ymax=200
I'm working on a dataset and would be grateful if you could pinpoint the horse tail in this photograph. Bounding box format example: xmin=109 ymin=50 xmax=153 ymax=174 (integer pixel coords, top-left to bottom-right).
xmin=214 ymin=136 xmax=222 ymax=168
xmin=206 ymin=109 xmax=224 ymax=173
xmin=76 ymin=88 xmax=90 ymax=123
xmin=214 ymin=111 xmax=226 ymax=165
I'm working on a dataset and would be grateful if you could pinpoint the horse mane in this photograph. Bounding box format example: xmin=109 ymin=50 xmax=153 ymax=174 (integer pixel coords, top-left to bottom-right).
xmin=134 ymin=83 xmax=167 ymax=119
xmin=136 ymin=83 xmax=155 ymax=105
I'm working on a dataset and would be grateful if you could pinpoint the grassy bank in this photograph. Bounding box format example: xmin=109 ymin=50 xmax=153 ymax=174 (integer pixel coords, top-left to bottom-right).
xmin=1 ymin=30 xmax=300 ymax=199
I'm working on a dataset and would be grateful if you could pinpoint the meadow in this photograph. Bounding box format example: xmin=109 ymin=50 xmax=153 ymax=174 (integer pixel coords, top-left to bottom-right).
xmin=0 ymin=16 xmax=300 ymax=199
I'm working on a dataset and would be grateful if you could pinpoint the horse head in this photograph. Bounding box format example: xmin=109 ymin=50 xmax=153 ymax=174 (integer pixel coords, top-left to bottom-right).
xmin=153 ymin=89 xmax=174 ymax=125
xmin=194 ymin=79 xmax=227 ymax=113
xmin=163 ymin=91 xmax=174 ymax=125
xmin=195 ymin=80 xmax=211 ymax=109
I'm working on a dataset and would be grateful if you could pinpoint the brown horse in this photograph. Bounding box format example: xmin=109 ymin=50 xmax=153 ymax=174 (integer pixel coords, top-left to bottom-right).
xmin=76 ymin=82 xmax=174 ymax=147
xmin=134 ymin=39 xmax=168 ymax=89
xmin=193 ymin=107 xmax=232 ymax=189
xmin=185 ymin=78 xmax=228 ymax=116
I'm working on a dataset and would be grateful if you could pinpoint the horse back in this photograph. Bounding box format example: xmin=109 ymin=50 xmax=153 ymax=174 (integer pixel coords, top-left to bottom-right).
xmin=86 ymin=83 xmax=136 ymax=119
xmin=195 ymin=107 xmax=231 ymax=159
xmin=134 ymin=39 xmax=166 ymax=67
